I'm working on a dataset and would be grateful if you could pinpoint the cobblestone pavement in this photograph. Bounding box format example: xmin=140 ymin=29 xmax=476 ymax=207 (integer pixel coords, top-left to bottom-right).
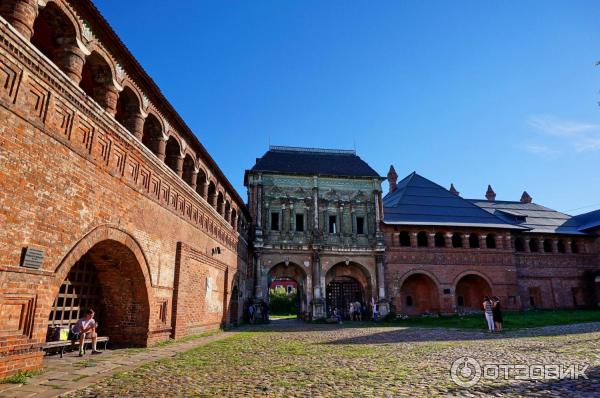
xmin=0 ymin=331 xmax=233 ymax=398
xmin=60 ymin=320 xmax=600 ymax=397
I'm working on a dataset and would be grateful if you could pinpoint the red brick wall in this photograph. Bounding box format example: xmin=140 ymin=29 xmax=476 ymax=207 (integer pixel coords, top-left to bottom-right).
xmin=0 ymin=17 xmax=248 ymax=377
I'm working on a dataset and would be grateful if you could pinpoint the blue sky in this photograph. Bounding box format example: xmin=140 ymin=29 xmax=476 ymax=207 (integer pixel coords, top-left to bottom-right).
xmin=95 ymin=0 xmax=600 ymax=214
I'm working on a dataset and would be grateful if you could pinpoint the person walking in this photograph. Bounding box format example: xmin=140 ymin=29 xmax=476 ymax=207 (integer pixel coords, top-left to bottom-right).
xmin=482 ymin=296 xmax=495 ymax=332
xmin=492 ymin=296 xmax=503 ymax=332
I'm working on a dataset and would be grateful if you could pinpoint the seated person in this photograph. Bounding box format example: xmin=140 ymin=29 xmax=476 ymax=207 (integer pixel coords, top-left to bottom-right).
xmin=73 ymin=308 xmax=102 ymax=356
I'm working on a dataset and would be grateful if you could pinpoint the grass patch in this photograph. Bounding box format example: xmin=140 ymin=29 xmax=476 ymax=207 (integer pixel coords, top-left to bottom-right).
xmin=0 ymin=369 xmax=43 ymax=384
xmin=270 ymin=314 xmax=298 ymax=320
xmin=153 ymin=330 xmax=221 ymax=348
xmin=72 ymin=374 xmax=88 ymax=382
xmin=379 ymin=309 xmax=600 ymax=330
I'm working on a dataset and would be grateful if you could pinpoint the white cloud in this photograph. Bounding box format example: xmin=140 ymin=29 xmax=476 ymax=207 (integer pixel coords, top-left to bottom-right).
xmin=526 ymin=114 xmax=600 ymax=152
xmin=523 ymin=144 xmax=560 ymax=157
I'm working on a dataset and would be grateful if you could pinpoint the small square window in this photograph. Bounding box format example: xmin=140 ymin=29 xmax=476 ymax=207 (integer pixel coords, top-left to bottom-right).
xmin=271 ymin=212 xmax=279 ymax=231
xmin=295 ymin=213 xmax=304 ymax=232
xmin=356 ymin=216 xmax=365 ymax=235
xmin=328 ymin=215 xmax=337 ymax=234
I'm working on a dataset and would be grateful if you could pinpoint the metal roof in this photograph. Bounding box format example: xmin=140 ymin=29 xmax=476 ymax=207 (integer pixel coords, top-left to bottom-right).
xmin=246 ymin=146 xmax=382 ymax=179
xmin=568 ymin=209 xmax=600 ymax=232
xmin=383 ymin=172 xmax=521 ymax=229
xmin=468 ymin=200 xmax=588 ymax=235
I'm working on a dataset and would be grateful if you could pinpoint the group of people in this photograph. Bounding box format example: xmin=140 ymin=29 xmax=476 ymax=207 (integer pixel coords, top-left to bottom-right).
xmin=248 ymin=302 xmax=269 ymax=324
xmin=483 ymin=296 xmax=503 ymax=332
xmin=348 ymin=301 xmax=365 ymax=321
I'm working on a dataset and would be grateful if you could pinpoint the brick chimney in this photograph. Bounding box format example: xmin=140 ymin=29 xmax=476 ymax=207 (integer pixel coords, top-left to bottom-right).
xmin=387 ymin=165 xmax=398 ymax=193
xmin=485 ymin=185 xmax=496 ymax=201
xmin=520 ymin=191 xmax=532 ymax=204
xmin=449 ymin=183 xmax=460 ymax=196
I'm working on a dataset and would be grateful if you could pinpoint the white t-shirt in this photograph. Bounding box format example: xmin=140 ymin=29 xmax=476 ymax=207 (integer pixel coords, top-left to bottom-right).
xmin=74 ymin=317 xmax=96 ymax=334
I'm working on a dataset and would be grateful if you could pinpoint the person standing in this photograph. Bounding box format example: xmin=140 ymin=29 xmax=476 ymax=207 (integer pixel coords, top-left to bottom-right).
xmin=348 ymin=302 xmax=354 ymax=321
xmin=354 ymin=301 xmax=362 ymax=321
xmin=492 ymin=296 xmax=503 ymax=332
xmin=482 ymin=297 xmax=495 ymax=332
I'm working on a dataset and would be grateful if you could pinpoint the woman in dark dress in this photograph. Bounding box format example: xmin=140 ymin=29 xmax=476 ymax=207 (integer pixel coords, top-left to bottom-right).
xmin=492 ymin=296 xmax=503 ymax=332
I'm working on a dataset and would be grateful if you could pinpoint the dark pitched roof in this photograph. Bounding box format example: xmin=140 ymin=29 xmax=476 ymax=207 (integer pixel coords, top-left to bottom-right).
xmin=383 ymin=173 xmax=520 ymax=229
xmin=468 ymin=200 xmax=587 ymax=235
xmin=569 ymin=209 xmax=600 ymax=232
xmin=246 ymin=146 xmax=381 ymax=179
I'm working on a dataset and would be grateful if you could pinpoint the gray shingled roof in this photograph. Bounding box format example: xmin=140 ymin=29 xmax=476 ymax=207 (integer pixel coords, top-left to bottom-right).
xmin=383 ymin=173 xmax=521 ymax=229
xmin=468 ymin=200 xmax=587 ymax=235
xmin=247 ymin=146 xmax=381 ymax=178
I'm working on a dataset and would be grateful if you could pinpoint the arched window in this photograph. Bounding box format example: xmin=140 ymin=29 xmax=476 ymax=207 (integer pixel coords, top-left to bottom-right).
xmin=164 ymin=137 xmax=181 ymax=174
xmin=182 ymin=155 xmax=195 ymax=186
xmin=417 ymin=231 xmax=428 ymax=247
xmin=31 ymin=3 xmax=78 ymax=80
xmin=216 ymin=192 xmax=224 ymax=215
xmin=469 ymin=233 xmax=480 ymax=248
xmin=529 ymin=239 xmax=539 ymax=253
xmin=230 ymin=208 xmax=237 ymax=229
xmin=399 ymin=231 xmax=411 ymax=247
xmin=207 ymin=182 xmax=217 ymax=207
xmin=142 ymin=114 xmax=162 ymax=155
xmin=80 ymin=52 xmax=116 ymax=113
xmin=452 ymin=233 xmax=463 ymax=248
xmin=434 ymin=232 xmax=445 ymax=248
xmin=196 ymin=169 xmax=207 ymax=198
xmin=224 ymin=201 xmax=231 ymax=222
xmin=557 ymin=240 xmax=566 ymax=253
xmin=115 ymin=86 xmax=142 ymax=136
xmin=571 ymin=240 xmax=579 ymax=254
xmin=515 ymin=237 xmax=525 ymax=252
xmin=486 ymin=234 xmax=496 ymax=249
xmin=543 ymin=239 xmax=553 ymax=253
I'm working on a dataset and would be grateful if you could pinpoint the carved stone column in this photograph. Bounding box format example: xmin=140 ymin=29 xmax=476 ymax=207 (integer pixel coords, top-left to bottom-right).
xmin=311 ymin=250 xmax=326 ymax=319
xmin=175 ymin=155 xmax=184 ymax=178
xmin=94 ymin=83 xmax=119 ymax=116
xmin=0 ymin=0 xmax=38 ymax=40
xmin=376 ymin=255 xmax=390 ymax=317
xmin=124 ymin=109 xmax=145 ymax=140
xmin=409 ymin=232 xmax=417 ymax=248
xmin=190 ymin=169 xmax=198 ymax=191
xmin=53 ymin=40 xmax=86 ymax=83
xmin=156 ymin=136 xmax=167 ymax=162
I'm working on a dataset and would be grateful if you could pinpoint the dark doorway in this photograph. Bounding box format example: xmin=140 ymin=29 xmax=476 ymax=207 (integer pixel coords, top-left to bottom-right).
xmin=326 ymin=276 xmax=363 ymax=319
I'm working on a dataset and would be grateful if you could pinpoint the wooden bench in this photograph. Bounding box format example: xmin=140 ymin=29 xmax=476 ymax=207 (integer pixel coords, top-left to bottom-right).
xmin=43 ymin=336 xmax=109 ymax=358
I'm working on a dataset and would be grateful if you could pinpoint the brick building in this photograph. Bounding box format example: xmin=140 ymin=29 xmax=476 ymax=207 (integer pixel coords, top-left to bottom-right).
xmin=246 ymin=148 xmax=600 ymax=320
xmin=0 ymin=0 xmax=250 ymax=377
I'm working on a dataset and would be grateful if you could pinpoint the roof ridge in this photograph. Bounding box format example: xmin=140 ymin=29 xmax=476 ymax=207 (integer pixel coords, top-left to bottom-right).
xmin=269 ymin=145 xmax=356 ymax=155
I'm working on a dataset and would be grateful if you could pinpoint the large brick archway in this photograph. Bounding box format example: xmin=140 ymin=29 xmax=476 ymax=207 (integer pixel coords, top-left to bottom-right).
xmin=397 ymin=272 xmax=441 ymax=316
xmin=48 ymin=226 xmax=153 ymax=346
xmin=455 ymin=273 xmax=492 ymax=313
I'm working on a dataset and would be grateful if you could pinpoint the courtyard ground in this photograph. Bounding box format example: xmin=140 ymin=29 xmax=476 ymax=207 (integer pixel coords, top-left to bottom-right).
xmin=2 ymin=318 xmax=599 ymax=397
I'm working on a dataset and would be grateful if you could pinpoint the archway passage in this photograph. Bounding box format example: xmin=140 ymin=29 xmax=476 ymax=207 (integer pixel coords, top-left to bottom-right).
xmin=455 ymin=274 xmax=492 ymax=312
xmin=48 ymin=239 xmax=150 ymax=346
xmin=325 ymin=262 xmax=371 ymax=319
xmin=326 ymin=276 xmax=363 ymax=319
xmin=229 ymin=286 xmax=239 ymax=326
xmin=267 ymin=263 xmax=307 ymax=318
xmin=398 ymin=273 xmax=440 ymax=316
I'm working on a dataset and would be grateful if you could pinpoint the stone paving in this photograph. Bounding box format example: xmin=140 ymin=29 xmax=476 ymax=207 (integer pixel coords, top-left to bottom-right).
xmin=0 ymin=331 xmax=233 ymax=398
xmin=2 ymin=321 xmax=600 ymax=397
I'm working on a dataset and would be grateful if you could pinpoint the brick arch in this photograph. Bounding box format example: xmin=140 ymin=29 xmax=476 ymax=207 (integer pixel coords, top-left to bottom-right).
xmin=40 ymin=0 xmax=84 ymax=43
xmin=53 ymin=225 xmax=153 ymax=292
xmin=49 ymin=225 xmax=153 ymax=345
xmin=395 ymin=269 xmax=442 ymax=292
xmin=453 ymin=271 xmax=493 ymax=311
xmin=83 ymin=42 xmax=118 ymax=84
xmin=396 ymin=271 xmax=441 ymax=315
